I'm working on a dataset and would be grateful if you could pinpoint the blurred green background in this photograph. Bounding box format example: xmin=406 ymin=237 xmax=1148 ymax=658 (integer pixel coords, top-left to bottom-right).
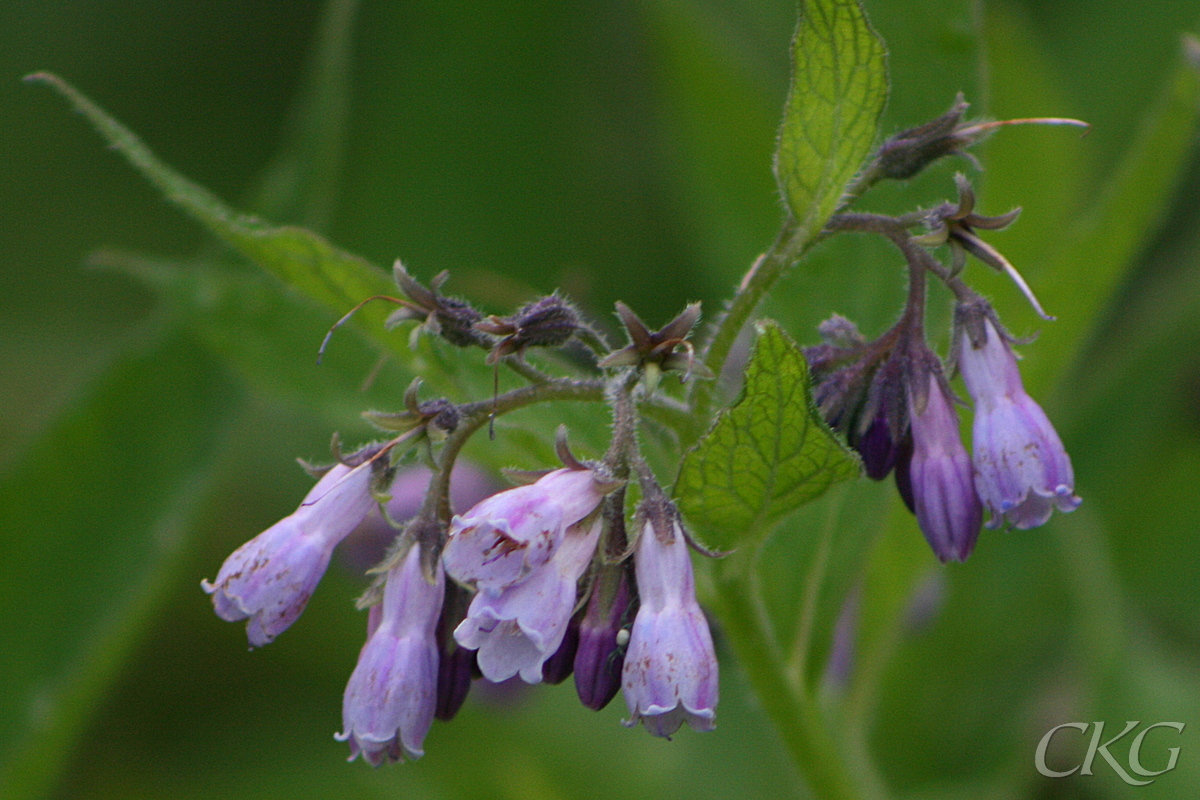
xmin=3 ymin=1 xmax=1200 ymax=798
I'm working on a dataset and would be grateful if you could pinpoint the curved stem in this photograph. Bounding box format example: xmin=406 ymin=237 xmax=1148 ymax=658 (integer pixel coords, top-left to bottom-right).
xmin=710 ymin=557 xmax=877 ymax=800
xmin=503 ymin=355 xmax=554 ymax=385
xmin=419 ymin=377 xmax=607 ymax=523
xmin=692 ymin=176 xmax=903 ymax=425
xmin=693 ymin=224 xmax=801 ymax=423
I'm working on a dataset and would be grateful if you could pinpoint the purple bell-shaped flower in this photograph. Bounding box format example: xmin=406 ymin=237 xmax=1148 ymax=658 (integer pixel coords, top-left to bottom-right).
xmin=622 ymin=515 xmax=718 ymax=737
xmin=337 ymin=543 xmax=443 ymax=765
xmin=202 ymin=462 xmax=375 ymax=646
xmin=452 ymin=516 xmax=602 ymax=684
xmin=907 ymin=372 xmax=983 ymax=562
xmin=958 ymin=315 xmax=1080 ymax=529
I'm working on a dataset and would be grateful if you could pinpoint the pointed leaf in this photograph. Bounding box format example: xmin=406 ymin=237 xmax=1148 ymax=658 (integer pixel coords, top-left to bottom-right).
xmin=26 ymin=72 xmax=405 ymax=365
xmin=774 ymin=0 xmax=887 ymax=236
xmin=675 ymin=320 xmax=859 ymax=549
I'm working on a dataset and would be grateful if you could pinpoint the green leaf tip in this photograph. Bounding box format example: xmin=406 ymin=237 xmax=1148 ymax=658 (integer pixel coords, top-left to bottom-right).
xmin=27 ymin=70 xmax=414 ymax=370
xmin=774 ymin=0 xmax=888 ymax=237
xmin=675 ymin=320 xmax=860 ymax=550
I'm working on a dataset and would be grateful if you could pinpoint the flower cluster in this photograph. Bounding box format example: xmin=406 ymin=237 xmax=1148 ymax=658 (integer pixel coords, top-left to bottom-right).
xmin=198 ymin=94 xmax=1085 ymax=771
xmin=810 ymin=187 xmax=1080 ymax=562
xmin=204 ymin=442 xmax=720 ymax=763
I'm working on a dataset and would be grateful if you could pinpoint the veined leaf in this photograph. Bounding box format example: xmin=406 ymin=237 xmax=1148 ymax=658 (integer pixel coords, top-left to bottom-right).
xmin=774 ymin=0 xmax=887 ymax=236
xmin=675 ymin=320 xmax=859 ymax=549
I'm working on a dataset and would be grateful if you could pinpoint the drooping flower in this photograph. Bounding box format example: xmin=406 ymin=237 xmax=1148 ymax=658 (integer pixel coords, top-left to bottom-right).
xmin=622 ymin=515 xmax=717 ymax=738
xmin=958 ymin=314 xmax=1080 ymax=529
xmin=202 ymin=462 xmax=375 ymax=646
xmin=907 ymin=372 xmax=983 ymax=562
xmin=338 ymin=543 xmax=443 ymax=765
xmin=452 ymin=515 xmax=602 ymax=684
xmin=441 ymin=467 xmax=612 ymax=596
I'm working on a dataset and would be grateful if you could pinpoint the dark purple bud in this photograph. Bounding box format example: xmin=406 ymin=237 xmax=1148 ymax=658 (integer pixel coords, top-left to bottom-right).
xmin=893 ymin=434 xmax=915 ymax=514
xmin=433 ymin=296 xmax=487 ymax=348
xmin=478 ymin=295 xmax=581 ymax=363
xmin=541 ymin=615 xmax=580 ymax=685
xmin=876 ymin=95 xmax=972 ymax=180
xmin=856 ymin=411 xmax=897 ymax=481
xmin=509 ymin=295 xmax=580 ymax=349
xmin=434 ymin=645 xmax=474 ymax=721
xmin=575 ymin=565 xmax=632 ymax=711
xmin=434 ymin=583 xmax=474 ymax=721
xmin=388 ymin=263 xmax=486 ymax=348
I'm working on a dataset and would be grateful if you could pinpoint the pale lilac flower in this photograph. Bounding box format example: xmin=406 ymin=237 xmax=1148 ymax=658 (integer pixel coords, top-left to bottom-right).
xmin=442 ymin=467 xmax=609 ymax=594
xmin=338 ymin=543 xmax=443 ymax=765
xmin=907 ymin=373 xmax=983 ymax=562
xmin=958 ymin=318 xmax=1080 ymax=529
xmin=453 ymin=516 xmax=602 ymax=684
xmin=202 ymin=462 xmax=375 ymax=646
xmin=622 ymin=517 xmax=717 ymax=737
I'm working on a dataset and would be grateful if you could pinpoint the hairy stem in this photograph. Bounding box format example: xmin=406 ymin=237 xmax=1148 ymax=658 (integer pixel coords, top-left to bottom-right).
xmin=692 ymin=178 xmax=902 ymax=424
xmin=710 ymin=557 xmax=877 ymax=800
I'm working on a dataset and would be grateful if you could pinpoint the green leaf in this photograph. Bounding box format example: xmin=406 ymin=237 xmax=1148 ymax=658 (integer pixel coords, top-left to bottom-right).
xmin=89 ymin=249 xmax=411 ymax=429
xmin=0 ymin=327 xmax=240 ymax=799
xmin=675 ymin=320 xmax=859 ymax=549
xmin=26 ymin=72 xmax=406 ymax=367
xmin=774 ymin=0 xmax=887 ymax=236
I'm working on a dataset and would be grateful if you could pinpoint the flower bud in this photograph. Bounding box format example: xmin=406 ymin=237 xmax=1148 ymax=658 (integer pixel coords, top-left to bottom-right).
xmin=875 ymin=95 xmax=972 ymax=180
xmin=433 ymin=580 xmax=476 ymax=721
xmin=387 ymin=262 xmax=487 ymax=348
xmin=337 ymin=543 xmax=443 ymax=765
xmin=907 ymin=373 xmax=983 ymax=562
xmin=202 ymin=462 xmax=375 ymax=646
xmin=477 ymin=295 xmax=581 ymax=363
xmin=574 ymin=564 xmax=632 ymax=711
xmin=540 ymin=615 xmax=580 ymax=685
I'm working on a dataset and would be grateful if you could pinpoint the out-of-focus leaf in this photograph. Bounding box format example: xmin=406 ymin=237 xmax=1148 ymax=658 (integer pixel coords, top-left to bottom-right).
xmin=247 ymin=0 xmax=359 ymax=230
xmin=638 ymin=0 xmax=790 ymax=292
xmin=89 ymin=249 xmax=408 ymax=430
xmin=26 ymin=72 xmax=405 ymax=366
xmin=1025 ymin=41 xmax=1200 ymax=397
xmin=93 ymin=249 xmax=610 ymax=473
xmin=676 ymin=320 xmax=858 ymax=549
xmin=978 ymin=1 xmax=1086 ymax=270
xmin=774 ymin=0 xmax=887 ymax=236
xmin=0 ymin=326 xmax=240 ymax=800
xmin=842 ymin=503 xmax=934 ymax=732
